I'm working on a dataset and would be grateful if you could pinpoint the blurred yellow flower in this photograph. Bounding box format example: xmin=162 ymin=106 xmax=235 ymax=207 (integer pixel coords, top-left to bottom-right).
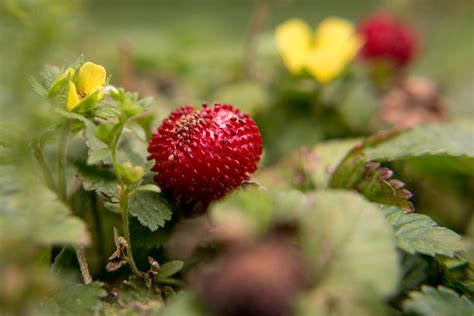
xmin=275 ymin=17 xmax=363 ymax=83
xmin=67 ymin=62 xmax=106 ymax=111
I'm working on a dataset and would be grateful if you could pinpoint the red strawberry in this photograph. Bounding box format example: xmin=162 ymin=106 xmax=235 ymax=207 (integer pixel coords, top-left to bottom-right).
xmin=358 ymin=13 xmax=417 ymax=67
xmin=147 ymin=102 xmax=263 ymax=203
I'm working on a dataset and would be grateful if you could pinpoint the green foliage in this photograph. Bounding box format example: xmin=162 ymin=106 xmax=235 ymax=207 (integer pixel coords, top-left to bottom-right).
xmin=365 ymin=123 xmax=474 ymax=162
xmin=299 ymin=190 xmax=399 ymax=315
xmin=379 ymin=205 xmax=464 ymax=257
xmin=39 ymin=282 xmax=106 ymax=315
xmin=128 ymin=191 xmax=173 ymax=231
xmin=403 ymin=285 xmax=473 ymax=316
xmin=329 ymin=132 xmax=414 ymax=211
xmin=156 ymin=261 xmax=184 ymax=280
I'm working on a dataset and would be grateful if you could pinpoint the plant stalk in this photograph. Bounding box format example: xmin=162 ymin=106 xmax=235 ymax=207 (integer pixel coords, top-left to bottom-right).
xmin=57 ymin=119 xmax=92 ymax=284
xmin=33 ymin=144 xmax=56 ymax=192
xmin=110 ymin=123 xmax=142 ymax=277
xmin=120 ymin=187 xmax=141 ymax=276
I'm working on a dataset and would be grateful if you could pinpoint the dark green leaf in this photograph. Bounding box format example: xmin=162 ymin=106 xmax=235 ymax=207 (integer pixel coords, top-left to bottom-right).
xmin=128 ymin=191 xmax=173 ymax=231
xmin=365 ymin=123 xmax=474 ymax=162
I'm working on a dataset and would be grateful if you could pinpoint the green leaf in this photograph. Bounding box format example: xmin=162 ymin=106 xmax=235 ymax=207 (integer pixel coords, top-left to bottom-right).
xmin=127 ymin=120 xmax=147 ymax=142
xmin=329 ymin=132 xmax=414 ymax=211
xmin=300 ymin=190 xmax=399 ymax=314
xmin=365 ymin=122 xmax=474 ymax=162
xmin=157 ymin=261 xmax=184 ymax=280
xmin=378 ymin=205 xmax=464 ymax=257
xmin=83 ymin=121 xmax=113 ymax=165
xmin=39 ymin=282 xmax=106 ymax=315
xmin=161 ymin=293 xmax=207 ymax=316
xmin=128 ymin=191 xmax=173 ymax=231
xmin=134 ymin=184 xmax=161 ymax=193
xmin=76 ymin=162 xmax=117 ymax=198
xmin=0 ymin=173 xmax=90 ymax=247
xmin=303 ymin=138 xmax=361 ymax=188
xmin=403 ymin=285 xmax=473 ymax=316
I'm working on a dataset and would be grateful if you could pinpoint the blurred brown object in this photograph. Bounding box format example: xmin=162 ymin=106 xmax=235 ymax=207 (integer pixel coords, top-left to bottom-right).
xmin=378 ymin=76 xmax=446 ymax=129
xmin=119 ymin=41 xmax=135 ymax=91
xmin=194 ymin=241 xmax=307 ymax=316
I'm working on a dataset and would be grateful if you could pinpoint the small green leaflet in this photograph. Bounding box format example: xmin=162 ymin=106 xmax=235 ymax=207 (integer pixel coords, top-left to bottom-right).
xmin=378 ymin=205 xmax=464 ymax=257
xmin=403 ymin=285 xmax=473 ymax=316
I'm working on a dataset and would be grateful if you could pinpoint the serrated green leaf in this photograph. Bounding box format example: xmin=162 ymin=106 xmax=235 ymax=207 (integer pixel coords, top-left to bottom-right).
xmin=76 ymin=162 xmax=117 ymax=198
xmin=157 ymin=261 xmax=183 ymax=279
xmin=329 ymin=132 xmax=414 ymax=211
xmin=300 ymin=191 xmax=399 ymax=314
xmin=365 ymin=123 xmax=474 ymax=162
xmin=128 ymin=191 xmax=173 ymax=231
xmin=39 ymin=282 xmax=106 ymax=315
xmin=378 ymin=205 xmax=464 ymax=257
xmin=88 ymin=147 xmax=112 ymax=164
xmin=403 ymin=285 xmax=473 ymax=316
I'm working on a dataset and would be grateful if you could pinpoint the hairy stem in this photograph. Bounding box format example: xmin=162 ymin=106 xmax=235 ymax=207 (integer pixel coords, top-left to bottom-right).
xmin=57 ymin=120 xmax=92 ymax=284
xmin=120 ymin=187 xmax=141 ymax=276
xmin=74 ymin=246 xmax=92 ymax=284
xmin=110 ymin=123 xmax=142 ymax=276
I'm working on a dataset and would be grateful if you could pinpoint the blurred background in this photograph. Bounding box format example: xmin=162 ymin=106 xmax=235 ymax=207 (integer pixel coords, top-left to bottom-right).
xmin=0 ymin=0 xmax=473 ymax=239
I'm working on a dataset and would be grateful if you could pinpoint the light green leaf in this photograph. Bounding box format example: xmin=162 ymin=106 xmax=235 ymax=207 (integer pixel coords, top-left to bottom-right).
xmin=304 ymin=138 xmax=361 ymax=188
xmin=403 ymin=285 xmax=473 ymax=316
xmin=134 ymin=184 xmax=161 ymax=193
xmin=300 ymin=191 xmax=399 ymax=315
xmin=365 ymin=123 xmax=474 ymax=162
xmin=127 ymin=120 xmax=147 ymax=142
xmin=128 ymin=191 xmax=173 ymax=231
xmin=0 ymin=171 xmax=90 ymax=247
xmin=161 ymin=293 xmax=207 ymax=316
xmin=378 ymin=205 xmax=464 ymax=257
xmin=39 ymin=282 xmax=106 ymax=315
xmin=157 ymin=261 xmax=184 ymax=279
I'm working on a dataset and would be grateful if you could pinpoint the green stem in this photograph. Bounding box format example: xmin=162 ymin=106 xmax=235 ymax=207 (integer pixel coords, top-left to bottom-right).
xmin=57 ymin=120 xmax=92 ymax=284
xmin=120 ymin=187 xmax=141 ymax=276
xmin=110 ymin=123 xmax=142 ymax=277
xmin=57 ymin=120 xmax=71 ymax=202
xmin=33 ymin=144 xmax=56 ymax=192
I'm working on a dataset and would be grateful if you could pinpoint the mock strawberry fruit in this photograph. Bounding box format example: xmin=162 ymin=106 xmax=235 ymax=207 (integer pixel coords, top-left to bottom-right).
xmin=147 ymin=102 xmax=263 ymax=203
xmin=357 ymin=13 xmax=417 ymax=67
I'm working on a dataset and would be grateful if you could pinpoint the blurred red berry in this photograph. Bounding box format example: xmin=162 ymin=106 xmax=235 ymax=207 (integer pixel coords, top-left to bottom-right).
xmin=358 ymin=13 xmax=417 ymax=67
xmin=147 ymin=102 xmax=263 ymax=203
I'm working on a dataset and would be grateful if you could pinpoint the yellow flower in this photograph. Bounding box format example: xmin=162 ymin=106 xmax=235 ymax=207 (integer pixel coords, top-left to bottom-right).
xmin=67 ymin=62 xmax=106 ymax=111
xmin=275 ymin=17 xmax=363 ymax=84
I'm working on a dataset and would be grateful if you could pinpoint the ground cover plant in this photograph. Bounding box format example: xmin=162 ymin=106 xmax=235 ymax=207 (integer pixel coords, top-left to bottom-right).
xmin=0 ymin=1 xmax=473 ymax=315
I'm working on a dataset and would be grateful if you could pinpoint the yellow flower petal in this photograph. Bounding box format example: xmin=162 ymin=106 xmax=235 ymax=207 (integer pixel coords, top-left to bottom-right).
xmin=305 ymin=48 xmax=347 ymax=84
xmin=78 ymin=62 xmax=106 ymax=95
xmin=314 ymin=17 xmax=356 ymax=52
xmin=67 ymin=81 xmax=80 ymax=111
xmin=275 ymin=18 xmax=312 ymax=74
